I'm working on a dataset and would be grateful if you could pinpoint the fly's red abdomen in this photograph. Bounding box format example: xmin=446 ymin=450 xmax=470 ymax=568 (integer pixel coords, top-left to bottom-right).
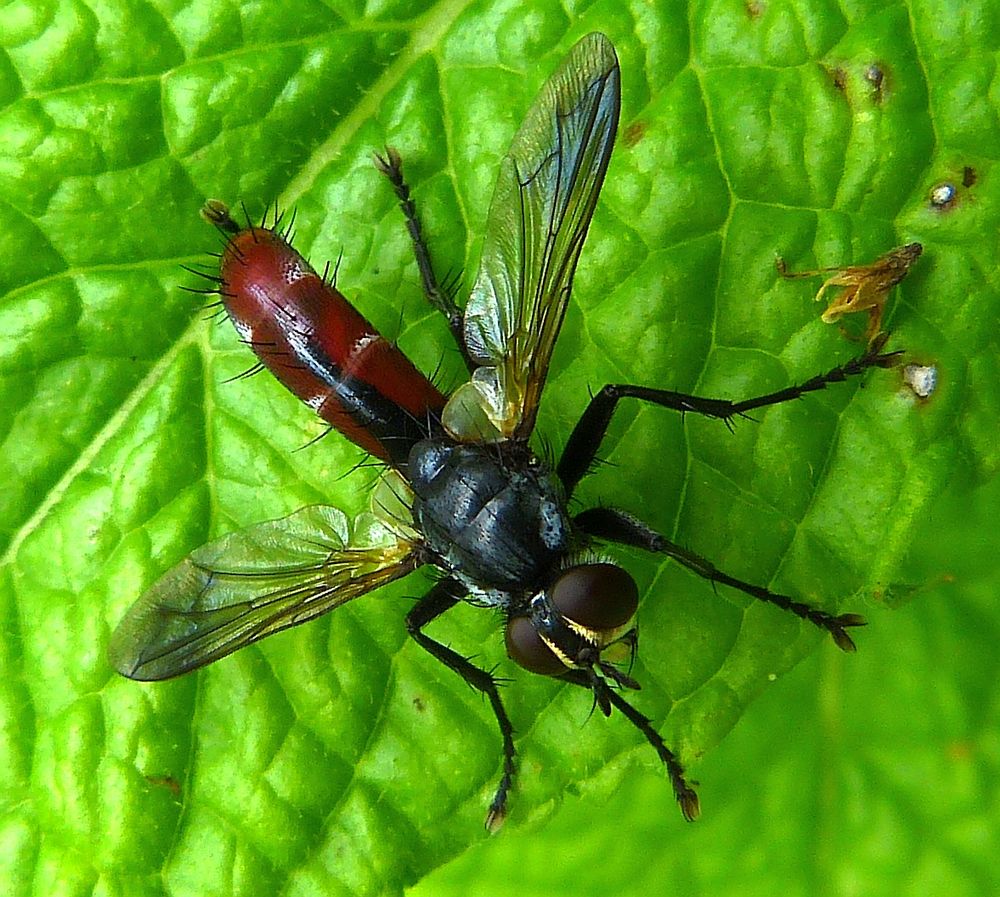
xmin=206 ymin=204 xmax=446 ymax=469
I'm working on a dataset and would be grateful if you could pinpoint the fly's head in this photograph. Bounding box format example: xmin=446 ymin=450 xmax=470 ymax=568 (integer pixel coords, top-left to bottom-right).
xmin=505 ymin=563 xmax=640 ymax=698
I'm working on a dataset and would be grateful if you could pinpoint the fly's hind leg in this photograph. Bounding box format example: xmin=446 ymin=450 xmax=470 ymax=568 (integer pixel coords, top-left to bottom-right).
xmin=406 ymin=579 xmax=516 ymax=831
xmin=556 ymin=336 xmax=901 ymax=496
xmin=373 ymin=147 xmax=475 ymax=371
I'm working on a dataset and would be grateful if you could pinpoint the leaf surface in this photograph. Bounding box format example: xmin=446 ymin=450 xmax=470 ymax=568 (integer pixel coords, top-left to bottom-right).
xmin=1 ymin=2 xmax=996 ymax=896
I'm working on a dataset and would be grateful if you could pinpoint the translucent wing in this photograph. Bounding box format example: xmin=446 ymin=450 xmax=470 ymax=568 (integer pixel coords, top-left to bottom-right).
xmin=443 ymin=32 xmax=621 ymax=442
xmin=109 ymin=504 xmax=420 ymax=680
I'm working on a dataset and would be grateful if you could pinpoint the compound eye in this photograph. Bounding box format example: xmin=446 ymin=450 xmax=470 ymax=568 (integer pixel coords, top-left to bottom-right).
xmin=505 ymin=615 xmax=566 ymax=676
xmin=550 ymin=563 xmax=638 ymax=632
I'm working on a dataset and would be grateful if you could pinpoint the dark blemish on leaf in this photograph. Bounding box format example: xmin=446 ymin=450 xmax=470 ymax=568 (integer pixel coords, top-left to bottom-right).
xmin=946 ymin=740 xmax=973 ymax=761
xmin=902 ymin=363 xmax=937 ymax=400
xmin=830 ymin=67 xmax=848 ymax=92
xmin=623 ymin=120 xmax=647 ymax=147
xmin=963 ymin=165 xmax=977 ymax=188
xmin=930 ymin=182 xmax=957 ymax=210
xmin=746 ymin=0 xmax=766 ymax=18
xmin=413 ymin=695 xmax=426 ymax=712
xmin=864 ymin=64 xmax=884 ymax=89
xmin=146 ymin=775 xmax=182 ymax=797
xmin=864 ymin=63 xmax=886 ymax=102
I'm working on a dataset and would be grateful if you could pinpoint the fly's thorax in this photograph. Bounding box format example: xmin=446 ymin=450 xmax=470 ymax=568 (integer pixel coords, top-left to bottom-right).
xmin=408 ymin=438 xmax=570 ymax=592
xmin=505 ymin=563 xmax=639 ymax=676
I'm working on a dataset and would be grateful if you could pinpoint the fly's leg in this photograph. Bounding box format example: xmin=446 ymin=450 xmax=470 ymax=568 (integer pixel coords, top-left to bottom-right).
xmin=406 ymin=579 xmax=516 ymax=832
xmin=372 ymin=147 xmax=456 ymax=325
xmin=561 ymin=668 xmax=700 ymax=821
xmin=557 ymin=335 xmax=901 ymax=495
xmin=373 ymin=147 xmax=475 ymax=371
xmin=575 ymin=506 xmax=866 ymax=651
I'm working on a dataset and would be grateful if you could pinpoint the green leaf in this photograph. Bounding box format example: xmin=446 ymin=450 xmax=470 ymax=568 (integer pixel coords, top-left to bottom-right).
xmin=1 ymin=2 xmax=996 ymax=896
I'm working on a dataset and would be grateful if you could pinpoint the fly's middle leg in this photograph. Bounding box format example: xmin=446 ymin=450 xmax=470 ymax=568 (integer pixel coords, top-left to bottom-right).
xmin=574 ymin=506 xmax=866 ymax=651
xmin=405 ymin=578 xmax=517 ymax=831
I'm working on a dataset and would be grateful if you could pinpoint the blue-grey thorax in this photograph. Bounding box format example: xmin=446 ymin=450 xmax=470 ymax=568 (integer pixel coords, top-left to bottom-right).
xmin=408 ymin=439 xmax=571 ymax=600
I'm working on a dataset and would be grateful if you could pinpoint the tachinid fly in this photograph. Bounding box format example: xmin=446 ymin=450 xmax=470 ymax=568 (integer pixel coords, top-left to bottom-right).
xmin=110 ymin=32 xmax=901 ymax=829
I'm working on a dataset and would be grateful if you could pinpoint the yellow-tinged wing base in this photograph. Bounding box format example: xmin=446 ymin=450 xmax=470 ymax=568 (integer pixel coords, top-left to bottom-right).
xmin=443 ymin=32 xmax=621 ymax=442
xmin=109 ymin=504 xmax=419 ymax=680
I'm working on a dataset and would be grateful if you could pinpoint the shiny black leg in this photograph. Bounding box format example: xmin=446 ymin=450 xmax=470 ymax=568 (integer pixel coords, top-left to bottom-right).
xmin=373 ymin=147 xmax=475 ymax=372
xmin=562 ymin=669 xmax=700 ymax=821
xmin=557 ymin=336 xmax=901 ymax=496
xmin=574 ymin=506 xmax=865 ymax=651
xmin=405 ymin=579 xmax=516 ymax=831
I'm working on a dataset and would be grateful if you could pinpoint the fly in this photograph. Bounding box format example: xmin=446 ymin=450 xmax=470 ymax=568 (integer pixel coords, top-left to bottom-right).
xmin=110 ymin=33 xmax=902 ymax=830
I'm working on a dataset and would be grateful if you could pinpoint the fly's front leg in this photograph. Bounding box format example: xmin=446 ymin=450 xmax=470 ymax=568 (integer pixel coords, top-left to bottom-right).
xmin=405 ymin=579 xmax=516 ymax=831
xmin=575 ymin=506 xmax=866 ymax=652
xmin=557 ymin=336 xmax=901 ymax=496
xmin=561 ymin=669 xmax=700 ymax=821
xmin=373 ymin=147 xmax=475 ymax=372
